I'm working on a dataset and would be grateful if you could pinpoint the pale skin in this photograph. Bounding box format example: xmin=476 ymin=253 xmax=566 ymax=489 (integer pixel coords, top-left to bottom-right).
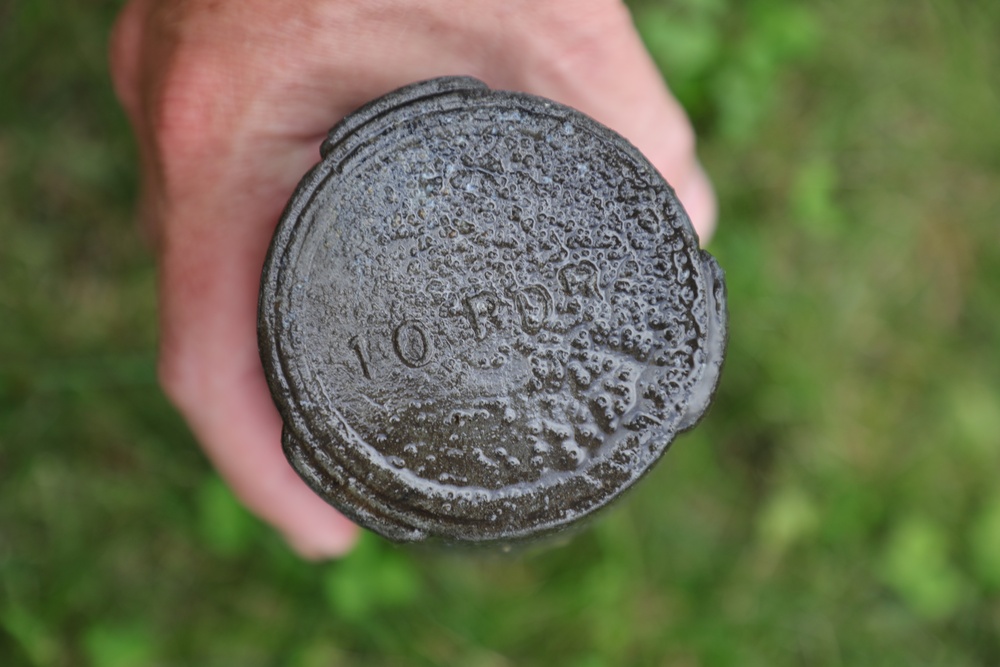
xmin=109 ymin=0 xmax=717 ymax=558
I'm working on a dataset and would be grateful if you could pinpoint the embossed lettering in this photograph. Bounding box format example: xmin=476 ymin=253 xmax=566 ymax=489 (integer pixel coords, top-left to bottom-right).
xmin=464 ymin=291 xmax=501 ymax=340
xmin=349 ymin=335 xmax=372 ymax=379
xmin=393 ymin=321 xmax=432 ymax=367
xmin=514 ymin=285 xmax=552 ymax=334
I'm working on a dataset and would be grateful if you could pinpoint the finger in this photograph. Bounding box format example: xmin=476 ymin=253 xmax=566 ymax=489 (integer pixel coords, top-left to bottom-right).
xmin=155 ymin=132 xmax=359 ymax=559
xmin=510 ymin=1 xmax=717 ymax=242
xmin=165 ymin=344 xmax=359 ymax=558
xmin=108 ymin=0 xmax=150 ymax=123
xmin=109 ymin=0 xmax=170 ymax=246
xmin=159 ymin=265 xmax=361 ymax=559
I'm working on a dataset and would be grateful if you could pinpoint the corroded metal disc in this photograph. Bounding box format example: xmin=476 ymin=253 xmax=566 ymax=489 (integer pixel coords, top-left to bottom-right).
xmin=258 ymin=77 xmax=727 ymax=544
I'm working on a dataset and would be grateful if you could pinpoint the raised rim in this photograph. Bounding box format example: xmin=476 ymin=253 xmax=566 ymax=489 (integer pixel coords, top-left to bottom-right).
xmin=258 ymin=77 xmax=727 ymax=544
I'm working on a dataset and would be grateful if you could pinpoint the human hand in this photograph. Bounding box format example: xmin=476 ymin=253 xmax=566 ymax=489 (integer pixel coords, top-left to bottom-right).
xmin=109 ymin=0 xmax=716 ymax=558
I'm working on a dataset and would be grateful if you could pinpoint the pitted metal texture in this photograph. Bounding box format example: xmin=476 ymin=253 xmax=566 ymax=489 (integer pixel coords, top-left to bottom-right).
xmin=259 ymin=77 xmax=727 ymax=544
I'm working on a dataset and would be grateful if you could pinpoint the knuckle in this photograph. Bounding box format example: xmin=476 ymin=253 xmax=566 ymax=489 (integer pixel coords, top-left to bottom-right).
xmin=149 ymin=58 xmax=230 ymax=163
xmin=522 ymin=1 xmax=633 ymax=74
xmin=142 ymin=45 xmax=242 ymax=199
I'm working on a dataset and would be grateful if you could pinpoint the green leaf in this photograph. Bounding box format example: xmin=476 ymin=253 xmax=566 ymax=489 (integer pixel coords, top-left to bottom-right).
xmin=374 ymin=552 xmax=422 ymax=608
xmin=636 ymin=8 xmax=722 ymax=79
xmin=880 ymin=516 xmax=968 ymax=620
xmin=322 ymin=534 xmax=421 ymax=620
xmin=969 ymin=496 xmax=1000 ymax=590
xmin=197 ymin=475 xmax=257 ymax=557
xmin=757 ymin=486 xmax=819 ymax=555
xmin=324 ymin=564 xmax=375 ymax=622
xmin=748 ymin=2 xmax=822 ymax=63
xmin=790 ymin=157 xmax=844 ymax=238
xmin=83 ymin=624 xmax=155 ymax=667
xmin=709 ymin=64 xmax=773 ymax=143
xmin=948 ymin=380 xmax=1000 ymax=459
xmin=2 ymin=606 xmax=58 ymax=667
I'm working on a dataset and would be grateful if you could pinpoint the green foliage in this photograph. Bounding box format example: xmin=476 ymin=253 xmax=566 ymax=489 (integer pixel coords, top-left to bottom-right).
xmin=756 ymin=485 xmax=819 ymax=557
xmin=789 ymin=156 xmax=844 ymax=240
xmin=2 ymin=606 xmax=58 ymax=666
xmin=634 ymin=0 xmax=820 ymax=141
xmin=880 ymin=516 xmax=969 ymax=620
xmin=970 ymin=495 xmax=1000 ymax=591
xmin=322 ymin=535 xmax=422 ymax=622
xmin=82 ymin=625 xmax=156 ymax=667
xmin=198 ymin=476 xmax=260 ymax=557
xmin=3 ymin=0 xmax=1000 ymax=665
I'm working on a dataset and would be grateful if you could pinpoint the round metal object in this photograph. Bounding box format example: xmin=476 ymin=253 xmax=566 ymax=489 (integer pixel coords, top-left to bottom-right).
xmin=258 ymin=76 xmax=727 ymax=544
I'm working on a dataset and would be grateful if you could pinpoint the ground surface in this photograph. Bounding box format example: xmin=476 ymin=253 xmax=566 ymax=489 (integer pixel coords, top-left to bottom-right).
xmin=2 ymin=0 xmax=1000 ymax=665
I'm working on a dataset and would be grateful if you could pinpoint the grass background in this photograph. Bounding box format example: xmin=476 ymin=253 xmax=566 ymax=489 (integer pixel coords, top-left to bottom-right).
xmin=2 ymin=0 xmax=1000 ymax=664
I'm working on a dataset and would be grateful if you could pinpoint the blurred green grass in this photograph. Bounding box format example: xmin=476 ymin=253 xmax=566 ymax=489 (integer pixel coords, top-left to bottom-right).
xmin=2 ymin=0 xmax=1000 ymax=665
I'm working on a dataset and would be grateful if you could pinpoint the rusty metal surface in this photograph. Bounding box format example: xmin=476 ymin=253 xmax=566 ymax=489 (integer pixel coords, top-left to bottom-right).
xmin=258 ymin=77 xmax=727 ymax=545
